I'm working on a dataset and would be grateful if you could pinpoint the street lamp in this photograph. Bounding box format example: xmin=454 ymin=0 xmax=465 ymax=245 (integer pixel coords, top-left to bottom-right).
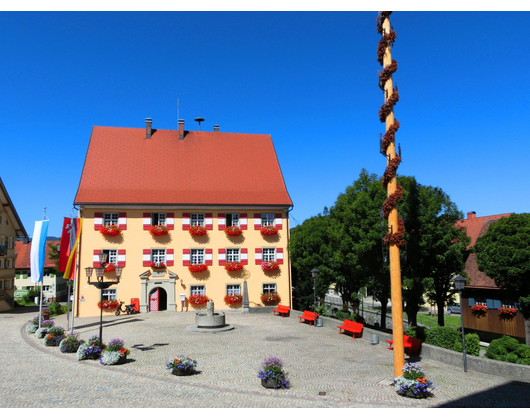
xmin=311 ymin=268 xmax=319 ymax=327
xmin=85 ymin=253 xmax=123 ymax=345
xmin=453 ymin=275 xmax=467 ymax=372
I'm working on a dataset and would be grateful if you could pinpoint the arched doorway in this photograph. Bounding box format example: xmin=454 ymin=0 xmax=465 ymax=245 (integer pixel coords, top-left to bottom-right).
xmin=149 ymin=287 xmax=168 ymax=312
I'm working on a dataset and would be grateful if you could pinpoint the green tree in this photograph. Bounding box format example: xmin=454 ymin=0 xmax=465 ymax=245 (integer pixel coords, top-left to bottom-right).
xmin=474 ymin=213 xmax=530 ymax=345
xmin=47 ymin=242 xmax=63 ymax=276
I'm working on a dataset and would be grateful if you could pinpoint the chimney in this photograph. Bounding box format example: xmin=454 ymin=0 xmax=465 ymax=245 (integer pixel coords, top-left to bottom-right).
xmin=178 ymin=119 xmax=185 ymax=140
xmin=213 ymin=124 xmax=220 ymax=133
xmin=467 ymin=211 xmax=476 ymax=219
xmin=146 ymin=118 xmax=152 ymax=139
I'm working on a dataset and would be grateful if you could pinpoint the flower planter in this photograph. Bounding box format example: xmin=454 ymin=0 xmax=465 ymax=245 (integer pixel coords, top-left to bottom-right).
xmin=189 ymin=226 xmax=208 ymax=236
xmin=261 ymin=261 xmax=279 ymax=271
xmin=261 ymin=378 xmax=276 ymax=389
xmin=166 ymin=356 xmax=198 ymax=376
xmin=98 ymin=300 xmax=120 ymax=310
xmin=104 ymin=263 xmax=116 ymax=273
xmin=471 ymin=304 xmax=488 ymax=317
xmin=188 ymin=294 xmax=209 ymax=306
xmin=149 ymin=225 xmax=169 ymax=236
xmin=172 ymin=368 xmax=194 ymax=376
xmin=224 ymin=226 xmax=242 ymax=236
xmin=498 ymin=307 xmax=517 ymax=320
xmin=260 ymin=226 xmax=278 ymax=235
xmin=151 ymin=262 xmax=166 ymax=270
xmin=261 ymin=292 xmax=281 ymax=306
xmin=100 ymin=225 xmax=121 ymax=237
xmin=224 ymin=294 xmax=243 ymax=305
xmin=225 ymin=262 xmax=244 ymax=272
xmin=189 ymin=264 xmax=208 ymax=273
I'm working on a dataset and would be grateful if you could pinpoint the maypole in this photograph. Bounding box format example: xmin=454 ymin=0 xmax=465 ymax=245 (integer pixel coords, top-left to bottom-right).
xmin=377 ymin=11 xmax=405 ymax=377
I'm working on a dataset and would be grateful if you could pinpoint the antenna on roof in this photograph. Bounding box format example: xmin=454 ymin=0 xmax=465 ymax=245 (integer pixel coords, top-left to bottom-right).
xmin=177 ymin=98 xmax=179 ymax=121
xmin=194 ymin=117 xmax=205 ymax=131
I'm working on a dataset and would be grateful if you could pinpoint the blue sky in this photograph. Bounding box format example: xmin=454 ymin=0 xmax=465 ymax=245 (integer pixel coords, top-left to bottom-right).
xmin=1 ymin=11 xmax=529 ymax=237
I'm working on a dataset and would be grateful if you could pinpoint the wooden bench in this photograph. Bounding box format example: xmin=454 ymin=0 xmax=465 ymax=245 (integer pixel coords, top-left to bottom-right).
xmin=298 ymin=310 xmax=318 ymax=325
xmin=336 ymin=319 xmax=364 ymax=339
xmin=272 ymin=304 xmax=290 ymax=318
xmin=386 ymin=335 xmax=421 ymax=356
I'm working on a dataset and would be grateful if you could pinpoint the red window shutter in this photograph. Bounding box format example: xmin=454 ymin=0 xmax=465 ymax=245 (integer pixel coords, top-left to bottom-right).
xmin=183 ymin=249 xmax=190 ymax=266
xmin=240 ymin=213 xmax=248 ymax=230
xmin=205 ymin=249 xmax=213 ymax=266
xmin=166 ymin=249 xmax=174 ymax=266
xmin=94 ymin=213 xmax=103 ymax=230
xmin=254 ymin=213 xmax=261 ymax=230
xmin=93 ymin=249 xmax=102 ymax=268
xmin=143 ymin=213 xmax=151 ymax=230
xmin=143 ymin=249 xmax=151 ymax=267
xmin=117 ymin=249 xmax=126 ymax=267
xmin=205 ymin=213 xmax=213 ymax=230
xmin=182 ymin=213 xmax=190 ymax=230
xmin=241 ymin=248 xmax=248 ymax=265
xmin=167 ymin=213 xmax=175 ymax=230
xmin=276 ymin=248 xmax=284 ymax=264
xmin=218 ymin=248 xmax=226 ymax=265
xmin=275 ymin=213 xmax=283 ymax=230
xmin=218 ymin=213 xmax=226 ymax=230
xmin=255 ymin=248 xmax=262 ymax=265
xmin=119 ymin=212 xmax=127 ymax=230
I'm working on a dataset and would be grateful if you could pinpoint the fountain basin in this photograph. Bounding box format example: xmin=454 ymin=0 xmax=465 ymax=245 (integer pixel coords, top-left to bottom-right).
xmin=186 ymin=312 xmax=234 ymax=333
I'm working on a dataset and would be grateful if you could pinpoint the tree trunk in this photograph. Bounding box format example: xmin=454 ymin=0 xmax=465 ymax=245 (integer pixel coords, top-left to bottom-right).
xmin=405 ymin=304 xmax=418 ymax=327
xmin=437 ymin=300 xmax=445 ymax=326
xmin=525 ymin=318 xmax=530 ymax=347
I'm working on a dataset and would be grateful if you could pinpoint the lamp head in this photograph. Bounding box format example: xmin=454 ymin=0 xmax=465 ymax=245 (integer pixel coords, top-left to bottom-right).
xmin=453 ymin=275 xmax=467 ymax=292
xmin=114 ymin=266 xmax=123 ymax=282
xmin=98 ymin=253 xmax=108 ymax=265
xmin=85 ymin=267 xmax=94 ymax=282
xmin=310 ymin=268 xmax=319 ymax=278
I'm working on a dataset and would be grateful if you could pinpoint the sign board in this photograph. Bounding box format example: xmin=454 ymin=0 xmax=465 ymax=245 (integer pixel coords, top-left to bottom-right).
xmin=179 ymin=294 xmax=186 ymax=301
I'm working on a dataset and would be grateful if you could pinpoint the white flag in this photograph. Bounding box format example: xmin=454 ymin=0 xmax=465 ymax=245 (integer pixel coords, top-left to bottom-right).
xmin=30 ymin=220 xmax=49 ymax=283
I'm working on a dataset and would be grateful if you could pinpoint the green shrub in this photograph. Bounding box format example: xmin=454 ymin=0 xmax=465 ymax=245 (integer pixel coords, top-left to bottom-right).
xmin=334 ymin=311 xmax=350 ymax=321
xmin=47 ymin=301 xmax=66 ymax=316
xmin=425 ymin=326 xmax=460 ymax=350
xmin=486 ymin=336 xmax=520 ymax=361
xmin=452 ymin=333 xmax=481 ymax=356
xmin=404 ymin=326 xmax=427 ymax=342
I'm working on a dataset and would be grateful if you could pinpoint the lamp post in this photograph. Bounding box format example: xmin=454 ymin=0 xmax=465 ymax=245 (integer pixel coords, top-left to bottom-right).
xmin=311 ymin=268 xmax=319 ymax=327
xmin=85 ymin=253 xmax=123 ymax=345
xmin=453 ymin=275 xmax=467 ymax=372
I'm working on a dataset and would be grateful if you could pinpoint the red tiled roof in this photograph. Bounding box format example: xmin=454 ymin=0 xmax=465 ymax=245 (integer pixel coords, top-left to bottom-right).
xmin=15 ymin=240 xmax=59 ymax=269
xmin=456 ymin=213 xmax=513 ymax=289
xmin=74 ymin=126 xmax=293 ymax=206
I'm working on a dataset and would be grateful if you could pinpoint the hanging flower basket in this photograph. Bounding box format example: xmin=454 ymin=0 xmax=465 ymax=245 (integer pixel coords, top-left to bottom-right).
xmin=188 ymin=294 xmax=209 ymax=306
xmin=224 ymin=226 xmax=242 ymax=236
xmin=224 ymin=294 xmax=243 ymax=305
xmin=104 ymin=263 xmax=116 ymax=273
xmin=151 ymin=262 xmax=166 ymax=270
xmin=189 ymin=264 xmax=208 ymax=273
xmin=100 ymin=224 xmax=121 ymax=237
xmin=260 ymin=292 xmax=281 ymax=306
xmin=98 ymin=299 xmax=120 ymax=310
xmin=225 ymin=261 xmax=244 ymax=272
xmin=260 ymin=226 xmax=278 ymax=236
xmin=471 ymin=303 xmax=488 ymax=316
xmin=261 ymin=261 xmax=279 ymax=271
xmin=149 ymin=225 xmax=169 ymax=236
xmin=498 ymin=306 xmax=518 ymax=320
xmin=189 ymin=225 xmax=208 ymax=236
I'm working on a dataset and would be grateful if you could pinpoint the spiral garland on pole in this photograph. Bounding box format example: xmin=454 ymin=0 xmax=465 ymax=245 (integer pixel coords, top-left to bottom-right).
xmin=377 ymin=11 xmax=405 ymax=379
xmin=377 ymin=11 xmax=405 ymax=248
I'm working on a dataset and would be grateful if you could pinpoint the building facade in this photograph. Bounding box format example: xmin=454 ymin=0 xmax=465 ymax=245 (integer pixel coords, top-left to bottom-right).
xmin=73 ymin=119 xmax=293 ymax=317
xmin=0 ymin=177 xmax=28 ymax=311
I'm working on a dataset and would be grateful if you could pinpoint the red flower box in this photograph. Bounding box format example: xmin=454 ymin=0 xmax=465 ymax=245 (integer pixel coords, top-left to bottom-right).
xmin=104 ymin=263 xmax=116 ymax=273
xmin=188 ymin=294 xmax=209 ymax=305
xmin=100 ymin=225 xmax=121 ymax=237
xmin=151 ymin=262 xmax=166 ymax=269
xmin=498 ymin=306 xmax=518 ymax=320
xmin=189 ymin=225 xmax=208 ymax=236
xmin=260 ymin=292 xmax=281 ymax=306
xmin=225 ymin=261 xmax=244 ymax=272
xmin=261 ymin=261 xmax=279 ymax=271
xmin=97 ymin=299 xmax=120 ymax=309
xmin=224 ymin=294 xmax=243 ymax=305
xmin=260 ymin=226 xmax=278 ymax=235
xmin=224 ymin=226 xmax=242 ymax=236
xmin=471 ymin=303 xmax=488 ymax=315
xmin=189 ymin=264 xmax=208 ymax=273
xmin=149 ymin=225 xmax=169 ymax=236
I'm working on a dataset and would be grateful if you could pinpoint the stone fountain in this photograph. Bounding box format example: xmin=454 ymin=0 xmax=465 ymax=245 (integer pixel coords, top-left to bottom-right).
xmin=187 ymin=300 xmax=234 ymax=333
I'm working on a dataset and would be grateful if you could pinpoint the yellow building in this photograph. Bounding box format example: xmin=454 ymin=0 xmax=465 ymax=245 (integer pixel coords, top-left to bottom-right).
xmin=0 ymin=177 xmax=28 ymax=311
xmin=73 ymin=119 xmax=293 ymax=317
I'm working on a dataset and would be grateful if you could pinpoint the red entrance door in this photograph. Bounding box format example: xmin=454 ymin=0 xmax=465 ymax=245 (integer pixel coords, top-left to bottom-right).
xmin=149 ymin=289 xmax=159 ymax=312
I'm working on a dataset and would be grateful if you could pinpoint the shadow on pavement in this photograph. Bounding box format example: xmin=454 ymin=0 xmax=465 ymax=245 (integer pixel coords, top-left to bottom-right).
xmin=436 ymin=381 xmax=530 ymax=408
xmin=71 ymin=317 xmax=144 ymax=330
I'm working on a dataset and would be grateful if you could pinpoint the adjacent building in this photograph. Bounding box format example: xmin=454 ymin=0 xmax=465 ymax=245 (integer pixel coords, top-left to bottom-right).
xmin=0 ymin=177 xmax=28 ymax=311
xmin=73 ymin=119 xmax=293 ymax=317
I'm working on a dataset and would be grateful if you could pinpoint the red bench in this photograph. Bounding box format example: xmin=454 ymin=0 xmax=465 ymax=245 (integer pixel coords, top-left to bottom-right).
xmin=298 ymin=310 xmax=318 ymax=325
xmin=386 ymin=335 xmax=421 ymax=356
xmin=272 ymin=304 xmax=290 ymax=318
xmin=336 ymin=319 xmax=364 ymax=339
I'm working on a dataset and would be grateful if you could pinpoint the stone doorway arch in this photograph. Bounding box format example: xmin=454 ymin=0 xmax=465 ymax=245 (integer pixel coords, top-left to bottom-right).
xmin=139 ymin=270 xmax=178 ymax=313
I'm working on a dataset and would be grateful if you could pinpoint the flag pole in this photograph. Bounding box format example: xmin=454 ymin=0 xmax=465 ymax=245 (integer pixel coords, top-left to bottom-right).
xmin=70 ymin=210 xmax=81 ymax=333
xmin=66 ymin=209 xmax=74 ymax=330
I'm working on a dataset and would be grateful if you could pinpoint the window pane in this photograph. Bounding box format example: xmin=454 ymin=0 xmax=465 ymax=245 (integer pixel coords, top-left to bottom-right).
xmin=226 ymin=249 xmax=240 ymax=262
xmin=152 ymin=213 xmax=166 ymax=226
xmin=151 ymin=249 xmax=166 ymax=263
xmin=103 ymin=289 xmax=117 ymax=300
xmin=262 ymin=248 xmax=275 ymax=262
xmin=227 ymin=284 xmax=241 ymax=295
xmin=263 ymin=283 xmax=276 ymax=293
xmin=191 ymin=213 xmax=204 ymax=226
xmin=261 ymin=213 xmax=274 ymax=226
xmin=103 ymin=213 xmax=119 ymax=226
xmin=191 ymin=285 xmax=205 ymax=295
xmin=191 ymin=249 xmax=205 ymax=265
xmin=227 ymin=213 xmax=239 ymax=227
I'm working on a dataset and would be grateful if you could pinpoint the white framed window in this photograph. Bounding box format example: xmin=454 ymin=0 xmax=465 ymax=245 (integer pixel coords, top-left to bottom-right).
xmin=43 ymin=285 xmax=51 ymax=292
xmin=103 ymin=213 xmax=119 ymax=226
xmin=191 ymin=213 xmax=205 ymax=227
xmin=262 ymin=248 xmax=276 ymax=262
xmin=191 ymin=249 xmax=205 ymax=265
xmin=262 ymin=283 xmax=277 ymax=294
xmin=226 ymin=284 xmax=241 ymax=295
xmin=152 ymin=213 xmax=167 ymax=226
xmin=102 ymin=249 xmax=118 ymax=264
xmin=226 ymin=248 xmax=240 ymax=263
xmin=151 ymin=249 xmax=166 ymax=264
xmin=102 ymin=289 xmax=117 ymax=300
xmin=8 ymin=237 xmax=13 ymax=249
xmin=190 ymin=285 xmax=205 ymax=296
xmin=261 ymin=213 xmax=275 ymax=226
xmin=226 ymin=213 xmax=240 ymax=227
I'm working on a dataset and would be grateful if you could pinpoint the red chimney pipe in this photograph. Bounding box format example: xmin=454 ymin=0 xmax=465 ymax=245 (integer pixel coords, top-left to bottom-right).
xmin=178 ymin=119 xmax=185 ymax=140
